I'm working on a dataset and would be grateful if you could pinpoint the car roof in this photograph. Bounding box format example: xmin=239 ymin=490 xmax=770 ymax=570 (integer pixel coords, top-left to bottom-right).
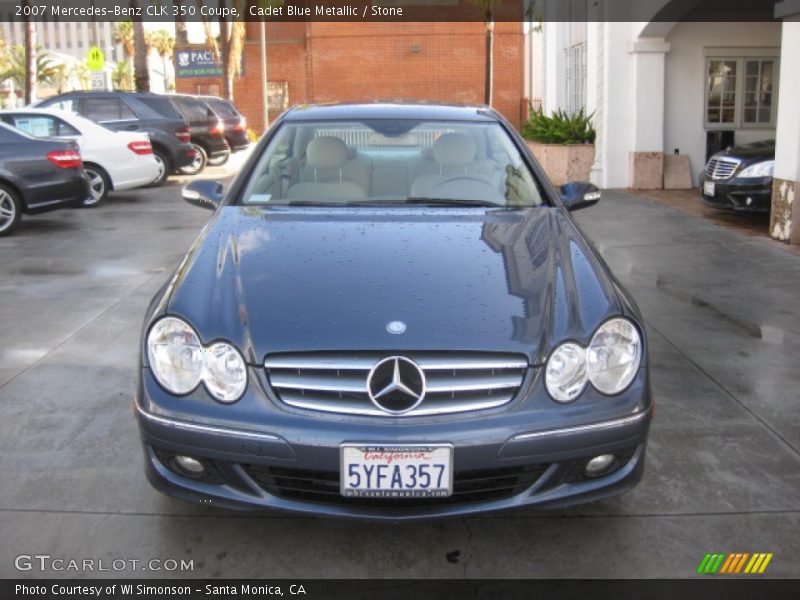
xmin=283 ymin=101 xmax=499 ymax=122
xmin=46 ymin=91 xmax=167 ymax=98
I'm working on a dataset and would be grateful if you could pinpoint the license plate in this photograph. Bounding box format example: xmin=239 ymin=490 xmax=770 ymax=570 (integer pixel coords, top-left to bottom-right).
xmin=340 ymin=444 xmax=453 ymax=498
xmin=703 ymin=181 xmax=716 ymax=196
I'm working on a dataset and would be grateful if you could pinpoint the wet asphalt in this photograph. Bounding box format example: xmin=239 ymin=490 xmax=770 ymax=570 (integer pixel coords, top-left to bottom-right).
xmin=0 ymin=177 xmax=798 ymax=579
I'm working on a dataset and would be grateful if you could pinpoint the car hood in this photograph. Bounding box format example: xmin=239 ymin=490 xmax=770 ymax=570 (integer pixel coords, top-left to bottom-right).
xmin=165 ymin=206 xmax=623 ymax=365
xmin=715 ymin=139 xmax=774 ymax=162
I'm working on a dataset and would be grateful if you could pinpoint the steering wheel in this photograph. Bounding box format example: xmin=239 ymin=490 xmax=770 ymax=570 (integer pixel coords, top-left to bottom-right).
xmin=431 ymin=175 xmax=504 ymax=203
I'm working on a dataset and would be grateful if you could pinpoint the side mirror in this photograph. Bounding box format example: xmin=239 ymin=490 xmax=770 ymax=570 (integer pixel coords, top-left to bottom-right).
xmin=559 ymin=181 xmax=601 ymax=211
xmin=182 ymin=180 xmax=224 ymax=210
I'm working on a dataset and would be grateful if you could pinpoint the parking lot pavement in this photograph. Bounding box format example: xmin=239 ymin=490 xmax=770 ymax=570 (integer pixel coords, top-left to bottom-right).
xmin=1 ymin=186 xmax=798 ymax=579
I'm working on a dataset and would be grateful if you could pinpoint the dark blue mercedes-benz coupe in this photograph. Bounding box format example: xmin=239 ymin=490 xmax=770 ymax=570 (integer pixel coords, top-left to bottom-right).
xmin=135 ymin=102 xmax=652 ymax=520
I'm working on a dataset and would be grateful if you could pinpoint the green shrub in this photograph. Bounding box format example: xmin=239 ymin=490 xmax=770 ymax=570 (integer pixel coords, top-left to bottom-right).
xmin=521 ymin=108 xmax=596 ymax=145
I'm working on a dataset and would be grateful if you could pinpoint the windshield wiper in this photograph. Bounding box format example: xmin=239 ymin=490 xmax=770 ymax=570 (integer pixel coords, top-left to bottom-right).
xmin=282 ymin=198 xmax=503 ymax=208
xmin=350 ymin=196 xmax=502 ymax=208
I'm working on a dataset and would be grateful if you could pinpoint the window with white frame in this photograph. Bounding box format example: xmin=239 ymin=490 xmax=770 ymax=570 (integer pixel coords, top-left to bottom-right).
xmin=705 ymin=56 xmax=778 ymax=128
xmin=565 ymin=42 xmax=586 ymax=115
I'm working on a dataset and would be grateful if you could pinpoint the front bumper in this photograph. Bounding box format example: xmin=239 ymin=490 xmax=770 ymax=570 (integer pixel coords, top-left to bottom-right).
xmin=135 ymin=366 xmax=652 ymax=521
xmin=700 ymin=175 xmax=772 ymax=212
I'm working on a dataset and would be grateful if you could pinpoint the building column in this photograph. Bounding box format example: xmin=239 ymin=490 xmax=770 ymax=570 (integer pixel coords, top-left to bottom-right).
xmin=770 ymin=10 xmax=800 ymax=244
xmin=628 ymin=38 xmax=670 ymax=189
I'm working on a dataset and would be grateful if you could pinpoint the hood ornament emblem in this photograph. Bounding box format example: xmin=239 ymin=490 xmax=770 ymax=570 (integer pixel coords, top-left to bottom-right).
xmin=386 ymin=320 xmax=407 ymax=335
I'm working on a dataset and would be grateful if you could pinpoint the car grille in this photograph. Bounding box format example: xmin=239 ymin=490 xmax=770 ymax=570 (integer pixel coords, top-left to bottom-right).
xmin=705 ymin=157 xmax=741 ymax=180
xmin=243 ymin=463 xmax=548 ymax=507
xmin=264 ymin=351 xmax=529 ymax=416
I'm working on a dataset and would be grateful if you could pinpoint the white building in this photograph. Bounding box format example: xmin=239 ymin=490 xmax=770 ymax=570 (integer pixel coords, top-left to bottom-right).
xmin=526 ymin=0 xmax=800 ymax=244
xmin=0 ymin=21 xmax=172 ymax=97
xmin=1 ymin=21 xmax=123 ymax=63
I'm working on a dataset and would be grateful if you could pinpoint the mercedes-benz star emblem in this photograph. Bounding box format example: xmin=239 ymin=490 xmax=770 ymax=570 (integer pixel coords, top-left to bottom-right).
xmin=366 ymin=356 xmax=426 ymax=414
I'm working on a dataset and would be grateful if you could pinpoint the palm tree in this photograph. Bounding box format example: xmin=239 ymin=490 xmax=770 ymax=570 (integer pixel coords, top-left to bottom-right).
xmin=150 ymin=30 xmax=175 ymax=91
xmin=0 ymin=46 xmax=59 ymax=91
xmin=201 ymin=1 xmax=247 ymax=101
xmin=111 ymin=60 xmax=131 ymax=91
xmin=112 ymin=21 xmax=135 ymax=90
xmin=23 ymin=9 xmax=36 ymax=104
xmin=132 ymin=2 xmax=150 ymax=92
xmin=51 ymin=61 xmax=70 ymax=94
xmin=70 ymin=61 xmax=90 ymax=91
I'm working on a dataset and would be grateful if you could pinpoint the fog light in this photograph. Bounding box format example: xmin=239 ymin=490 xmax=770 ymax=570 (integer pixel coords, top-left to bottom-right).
xmin=174 ymin=455 xmax=205 ymax=476
xmin=584 ymin=454 xmax=616 ymax=477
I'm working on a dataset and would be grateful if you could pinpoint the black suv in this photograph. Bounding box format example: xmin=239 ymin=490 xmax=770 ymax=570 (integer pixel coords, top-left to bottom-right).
xmin=200 ymin=96 xmax=250 ymax=166
xmin=170 ymin=95 xmax=230 ymax=175
xmin=34 ymin=92 xmax=195 ymax=186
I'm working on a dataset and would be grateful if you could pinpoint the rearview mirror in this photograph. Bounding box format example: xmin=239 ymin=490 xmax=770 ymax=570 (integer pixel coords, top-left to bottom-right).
xmin=182 ymin=180 xmax=224 ymax=210
xmin=559 ymin=181 xmax=601 ymax=211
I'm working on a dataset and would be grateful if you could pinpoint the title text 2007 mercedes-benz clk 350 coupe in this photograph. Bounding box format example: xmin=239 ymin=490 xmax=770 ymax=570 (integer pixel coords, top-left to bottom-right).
xmin=135 ymin=103 xmax=652 ymax=520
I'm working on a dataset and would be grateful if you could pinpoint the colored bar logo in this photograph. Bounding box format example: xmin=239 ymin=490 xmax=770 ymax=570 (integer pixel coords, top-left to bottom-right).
xmin=697 ymin=552 xmax=773 ymax=574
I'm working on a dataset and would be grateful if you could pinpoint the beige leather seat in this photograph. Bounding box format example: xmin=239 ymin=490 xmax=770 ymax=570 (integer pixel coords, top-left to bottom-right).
xmin=410 ymin=133 xmax=494 ymax=198
xmin=286 ymin=137 xmax=368 ymax=200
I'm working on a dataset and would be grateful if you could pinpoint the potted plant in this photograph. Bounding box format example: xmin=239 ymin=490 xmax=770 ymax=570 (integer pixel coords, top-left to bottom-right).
xmin=521 ymin=108 xmax=596 ymax=186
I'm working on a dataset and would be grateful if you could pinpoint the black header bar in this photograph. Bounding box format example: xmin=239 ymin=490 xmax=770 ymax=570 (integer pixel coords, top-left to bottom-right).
xmin=0 ymin=0 xmax=786 ymax=23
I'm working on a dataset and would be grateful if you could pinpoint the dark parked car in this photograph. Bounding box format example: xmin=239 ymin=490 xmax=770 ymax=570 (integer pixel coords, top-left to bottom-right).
xmin=200 ymin=96 xmax=250 ymax=165
xmin=34 ymin=91 xmax=196 ymax=186
xmin=0 ymin=122 xmax=89 ymax=236
xmin=171 ymin=95 xmax=230 ymax=175
xmin=136 ymin=102 xmax=651 ymax=520
xmin=700 ymin=140 xmax=775 ymax=212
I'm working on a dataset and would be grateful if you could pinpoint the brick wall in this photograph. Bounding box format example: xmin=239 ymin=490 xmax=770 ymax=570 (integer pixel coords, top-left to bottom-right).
xmin=176 ymin=22 xmax=523 ymax=133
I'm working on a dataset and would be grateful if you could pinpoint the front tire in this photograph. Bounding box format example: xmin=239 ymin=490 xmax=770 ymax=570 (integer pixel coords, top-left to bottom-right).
xmin=0 ymin=183 xmax=22 ymax=237
xmin=179 ymin=144 xmax=207 ymax=176
xmin=81 ymin=164 xmax=110 ymax=207
xmin=149 ymin=149 xmax=171 ymax=187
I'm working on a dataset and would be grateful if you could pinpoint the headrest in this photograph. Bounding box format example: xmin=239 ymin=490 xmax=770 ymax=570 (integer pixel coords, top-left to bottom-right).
xmin=432 ymin=133 xmax=477 ymax=167
xmin=306 ymin=136 xmax=349 ymax=169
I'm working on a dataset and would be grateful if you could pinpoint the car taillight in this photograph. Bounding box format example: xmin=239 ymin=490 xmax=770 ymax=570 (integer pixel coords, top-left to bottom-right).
xmin=127 ymin=140 xmax=153 ymax=155
xmin=174 ymin=127 xmax=191 ymax=143
xmin=46 ymin=149 xmax=82 ymax=169
xmin=234 ymin=116 xmax=246 ymax=131
xmin=211 ymin=119 xmax=225 ymax=135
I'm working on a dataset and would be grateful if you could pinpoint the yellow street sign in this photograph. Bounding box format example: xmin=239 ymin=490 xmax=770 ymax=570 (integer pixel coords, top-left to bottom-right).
xmin=86 ymin=46 xmax=105 ymax=71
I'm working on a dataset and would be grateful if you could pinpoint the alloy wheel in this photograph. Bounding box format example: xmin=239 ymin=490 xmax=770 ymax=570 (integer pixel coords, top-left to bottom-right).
xmin=0 ymin=189 xmax=16 ymax=234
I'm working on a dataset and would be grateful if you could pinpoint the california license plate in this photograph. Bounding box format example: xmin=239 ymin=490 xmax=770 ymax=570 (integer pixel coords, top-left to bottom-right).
xmin=703 ymin=181 xmax=716 ymax=196
xmin=340 ymin=444 xmax=453 ymax=498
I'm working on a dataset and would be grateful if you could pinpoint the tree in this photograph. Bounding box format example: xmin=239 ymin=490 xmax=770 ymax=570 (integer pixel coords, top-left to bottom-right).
xmin=51 ymin=62 xmax=70 ymax=94
xmin=71 ymin=62 xmax=90 ymax=91
xmin=150 ymin=29 xmax=175 ymax=91
xmin=23 ymin=6 xmax=36 ymax=104
xmin=112 ymin=21 xmax=135 ymax=90
xmin=132 ymin=1 xmax=150 ymax=92
xmin=0 ymin=46 xmax=59 ymax=92
xmin=111 ymin=60 xmax=132 ymax=91
xmin=201 ymin=1 xmax=247 ymax=101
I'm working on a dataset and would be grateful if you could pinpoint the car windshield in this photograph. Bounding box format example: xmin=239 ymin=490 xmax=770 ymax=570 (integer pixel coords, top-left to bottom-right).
xmin=239 ymin=120 xmax=545 ymax=207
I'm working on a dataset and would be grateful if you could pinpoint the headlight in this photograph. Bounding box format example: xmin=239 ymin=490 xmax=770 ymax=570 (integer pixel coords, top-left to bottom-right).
xmin=738 ymin=160 xmax=774 ymax=178
xmin=146 ymin=317 xmax=247 ymax=402
xmin=545 ymin=342 xmax=588 ymax=403
xmin=147 ymin=317 xmax=204 ymax=395
xmin=203 ymin=342 xmax=247 ymax=402
xmin=586 ymin=318 xmax=641 ymax=395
